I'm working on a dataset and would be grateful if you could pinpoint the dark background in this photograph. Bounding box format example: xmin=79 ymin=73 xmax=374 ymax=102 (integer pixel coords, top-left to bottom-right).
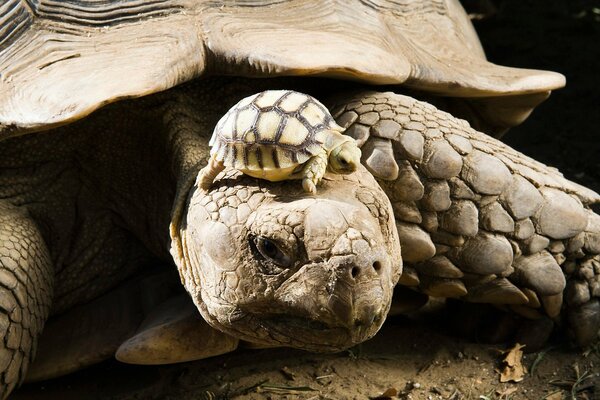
xmin=473 ymin=0 xmax=600 ymax=194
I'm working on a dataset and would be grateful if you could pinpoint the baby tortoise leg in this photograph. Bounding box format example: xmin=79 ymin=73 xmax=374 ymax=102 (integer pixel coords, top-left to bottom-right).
xmin=301 ymin=152 xmax=328 ymax=194
xmin=197 ymin=154 xmax=225 ymax=190
xmin=0 ymin=201 xmax=53 ymax=399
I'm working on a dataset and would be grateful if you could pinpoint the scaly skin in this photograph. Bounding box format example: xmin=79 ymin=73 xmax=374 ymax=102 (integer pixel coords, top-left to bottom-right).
xmin=0 ymin=202 xmax=53 ymax=398
xmin=329 ymin=91 xmax=600 ymax=345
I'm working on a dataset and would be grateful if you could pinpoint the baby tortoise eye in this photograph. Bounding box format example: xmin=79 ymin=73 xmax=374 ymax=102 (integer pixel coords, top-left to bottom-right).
xmin=253 ymin=236 xmax=293 ymax=269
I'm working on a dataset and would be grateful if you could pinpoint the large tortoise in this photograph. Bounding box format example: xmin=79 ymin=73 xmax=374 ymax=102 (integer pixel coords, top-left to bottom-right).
xmin=1 ymin=0 xmax=599 ymax=398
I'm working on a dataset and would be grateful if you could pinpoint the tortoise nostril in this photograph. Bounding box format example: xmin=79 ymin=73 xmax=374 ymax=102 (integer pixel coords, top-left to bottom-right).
xmin=373 ymin=261 xmax=382 ymax=274
xmin=351 ymin=266 xmax=360 ymax=278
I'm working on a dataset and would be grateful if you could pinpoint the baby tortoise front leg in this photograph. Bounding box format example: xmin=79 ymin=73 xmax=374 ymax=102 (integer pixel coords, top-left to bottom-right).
xmin=197 ymin=153 xmax=225 ymax=191
xmin=329 ymin=91 xmax=600 ymax=346
xmin=299 ymin=152 xmax=327 ymax=194
xmin=0 ymin=201 xmax=53 ymax=399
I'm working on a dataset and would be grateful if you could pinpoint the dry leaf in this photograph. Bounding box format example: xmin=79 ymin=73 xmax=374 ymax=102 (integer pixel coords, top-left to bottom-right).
xmin=543 ymin=391 xmax=564 ymax=400
xmin=499 ymin=343 xmax=527 ymax=383
xmin=495 ymin=386 xmax=518 ymax=399
xmin=370 ymin=387 xmax=398 ymax=399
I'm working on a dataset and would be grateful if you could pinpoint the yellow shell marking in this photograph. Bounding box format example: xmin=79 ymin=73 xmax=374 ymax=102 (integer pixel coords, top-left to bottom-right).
xmin=210 ymin=90 xmax=342 ymax=181
xmin=279 ymin=92 xmax=309 ymax=112
xmin=256 ymin=110 xmax=282 ymax=142
xmin=279 ymin=117 xmax=310 ymax=147
xmin=302 ymin=102 xmax=327 ymax=127
xmin=254 ymin=90 xmax=288 ymax=108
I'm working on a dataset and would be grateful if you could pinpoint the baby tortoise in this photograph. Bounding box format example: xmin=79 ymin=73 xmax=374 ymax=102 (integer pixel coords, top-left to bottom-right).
xmin=198 ymin=90 xmax=362 ymax=194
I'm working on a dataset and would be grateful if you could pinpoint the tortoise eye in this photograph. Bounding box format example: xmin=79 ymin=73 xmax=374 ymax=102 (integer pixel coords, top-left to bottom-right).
xmin=253 ymin=236 xmax=292 ymax=269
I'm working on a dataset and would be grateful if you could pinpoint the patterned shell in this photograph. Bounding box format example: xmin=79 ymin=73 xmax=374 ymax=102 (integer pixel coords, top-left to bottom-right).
xmin=210 ymin=90 xmax=342 ymax=171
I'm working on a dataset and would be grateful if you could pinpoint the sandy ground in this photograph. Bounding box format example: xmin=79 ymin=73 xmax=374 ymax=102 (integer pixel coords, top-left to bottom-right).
xmin=12 ymin=1 xmax=600 ymax=399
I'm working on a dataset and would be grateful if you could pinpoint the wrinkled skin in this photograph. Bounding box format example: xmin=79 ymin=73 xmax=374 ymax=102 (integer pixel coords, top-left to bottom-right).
xmin=172 ymin=168 xmax=402 ymax=351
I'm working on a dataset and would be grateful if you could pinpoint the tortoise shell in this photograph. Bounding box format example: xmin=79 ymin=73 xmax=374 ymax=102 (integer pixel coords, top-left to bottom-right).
xmin=0 ymin=0 xmax=565 ymax=138
xmin=210 ymin=90 xmax=342 ymax=171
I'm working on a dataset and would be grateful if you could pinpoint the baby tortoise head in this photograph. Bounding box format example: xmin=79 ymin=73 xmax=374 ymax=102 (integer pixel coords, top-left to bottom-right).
xmin=198 ymin=90 xmax=361 ymax=195
xmin=172 ymin=166 xmax=401 ymax=352
xmin=328 ymin=139 xmax=362 ymax=174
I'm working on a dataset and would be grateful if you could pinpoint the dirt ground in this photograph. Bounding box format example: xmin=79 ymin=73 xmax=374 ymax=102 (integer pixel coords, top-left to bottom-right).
xmin=12 ymin=1 xmax=600 ymax=399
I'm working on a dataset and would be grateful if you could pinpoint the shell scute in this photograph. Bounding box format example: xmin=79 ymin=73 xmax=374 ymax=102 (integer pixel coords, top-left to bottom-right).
xmin=211 ymin=90 xmax=338 ymax=172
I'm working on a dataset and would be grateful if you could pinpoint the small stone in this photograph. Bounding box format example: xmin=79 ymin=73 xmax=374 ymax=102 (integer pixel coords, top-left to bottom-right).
xmin=396 ymin=222 xmax=436 ymax=263
xmin=421 ymin=180 xmax=451 ymax=212
xmin=458 ymin=232 xmax=513 ymax=275
xmin=396 ymin=130 xmax=424 ymax=161
xmin=524 ymin=234 xmax=550 ymax=254
xmin=392 ymin=201 xmax=422 ymax=224
xmin=421 ymin=140 xmax=463 ymax=179
xmin=533 ymin=188 xmax=587 ymax=239
xmin=345 ymin=123 xmax=370 ymax=146
xmin=361 ymin=137 xmax=399 ymax=180
xmin=372 ymin=119 xmax=401 ymax=139
xmin=440 ymin=200 xmax=479 ymax=237
xmin=480 ymin=202 xmax=514 ymax=233
xmin=513 ymin=251 xmax=566 ymax=296
xmin=565 ymin=280 xmax=590 ymax=306
xmin=513 ymin=219 xmax=535 ymax=240
xmin=461 ymin=151 xmax=512 ymax=195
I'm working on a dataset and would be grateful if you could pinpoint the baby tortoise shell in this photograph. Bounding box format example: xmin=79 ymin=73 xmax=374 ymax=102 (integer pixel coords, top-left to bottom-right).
xmin=199 ymin=90 xmax=362 ymax=193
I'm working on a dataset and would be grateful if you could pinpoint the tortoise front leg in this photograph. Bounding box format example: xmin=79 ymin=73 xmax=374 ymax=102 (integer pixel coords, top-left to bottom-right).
xmin=329 ymin=91 xmax=600 ymax=346
xmin=300 ymin=152 xmax=328 ymax=194
xmin=0 ymin=201 xmax=53 ymax=399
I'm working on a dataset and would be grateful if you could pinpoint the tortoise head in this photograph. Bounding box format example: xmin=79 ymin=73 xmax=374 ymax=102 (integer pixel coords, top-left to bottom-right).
xmin=170 ymin=166 xmax=401 ymax=352
xmin=328 ymin=140 xmax=362 ymax=174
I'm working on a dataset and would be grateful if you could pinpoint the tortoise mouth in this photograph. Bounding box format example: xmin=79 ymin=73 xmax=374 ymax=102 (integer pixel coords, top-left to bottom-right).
xmin=247 ymin=313 xmax=380 ymax=352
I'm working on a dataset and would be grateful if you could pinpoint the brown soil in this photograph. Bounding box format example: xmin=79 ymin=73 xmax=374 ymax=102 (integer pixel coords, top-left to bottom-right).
xmin=12 ymin=1 xmax=600 ymax=399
